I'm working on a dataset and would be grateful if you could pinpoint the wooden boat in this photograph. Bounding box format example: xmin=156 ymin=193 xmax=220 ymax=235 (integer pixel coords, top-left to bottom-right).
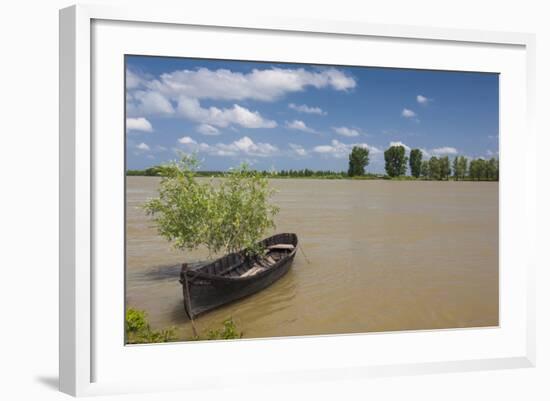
xmin=179 ymin=233 xmax=298 ymax=319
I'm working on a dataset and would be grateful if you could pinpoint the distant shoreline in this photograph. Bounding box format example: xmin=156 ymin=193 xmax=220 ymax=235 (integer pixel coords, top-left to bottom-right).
xmin=126 ymin=171 xmax=498 ymax=182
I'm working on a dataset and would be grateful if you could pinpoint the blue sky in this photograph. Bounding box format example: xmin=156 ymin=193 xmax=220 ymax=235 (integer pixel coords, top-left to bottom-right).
xmin=126 ymin=55 xmax=499 ymax=173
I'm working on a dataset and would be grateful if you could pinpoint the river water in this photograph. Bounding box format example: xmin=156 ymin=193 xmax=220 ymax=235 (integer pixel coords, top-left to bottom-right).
xmin=126 ymin=177 xmax=498 ymax=340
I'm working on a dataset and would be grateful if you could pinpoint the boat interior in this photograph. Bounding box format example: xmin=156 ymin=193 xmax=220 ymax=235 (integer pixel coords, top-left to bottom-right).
xmin=196 ymin=243 xmax=296 ymax=279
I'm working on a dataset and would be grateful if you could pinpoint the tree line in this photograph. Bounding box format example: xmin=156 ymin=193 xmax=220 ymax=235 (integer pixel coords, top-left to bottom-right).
xmin=347 ymin=144 xmax=498 ymax=181
xmin=127 ymin=167 xmax=350 ymax=178
xmin=127 ymin=145 xmax=498 ymax=181
xmin=274 ymin=169 xmax=345 ymax=178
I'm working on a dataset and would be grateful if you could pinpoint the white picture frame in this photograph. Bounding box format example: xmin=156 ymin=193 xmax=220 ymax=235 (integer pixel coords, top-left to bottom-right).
xmin=59 ymin=4 xmax=536 ymax=397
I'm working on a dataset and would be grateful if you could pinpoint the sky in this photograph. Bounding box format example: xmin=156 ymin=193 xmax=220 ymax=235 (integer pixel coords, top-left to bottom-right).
xmin=126 ymin=55 xmax=499 ymax=173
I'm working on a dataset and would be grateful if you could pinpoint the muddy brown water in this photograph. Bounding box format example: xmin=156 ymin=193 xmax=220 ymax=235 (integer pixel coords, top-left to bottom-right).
xmin=126 ymin=177 xmax=498 ymax=340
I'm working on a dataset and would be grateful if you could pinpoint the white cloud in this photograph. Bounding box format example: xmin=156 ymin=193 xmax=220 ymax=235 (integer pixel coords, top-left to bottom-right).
xmin=136 ymin=142 xmax=150 ymax=151
xmin=231 ymin=136 xmax=278 ymax=156
xmin=432 ymin=146 xmax=458 ymax=155
xmin=313 ymin=140 xmax=380 ymax=158
xmin=332 ymin=126 xmax=361 ymax=137
xmin=177 ymin=97 xmax=277 ymax=129
xmin=419 ymin=148 xmax=431 ymax=158
xmin=401 ymin=108 xmax=417 ymax=118
xmin=126 ymin=70 xmax=146 ymax=90
xmin=364 ymin=144 xmax=382 ymax=154
xmin=127 ymin=66 xmax=355 ymax=130
xmin=127 ymin=91 xmax=175 ymax=116
xmin=389 ymin=141 xmax=411 ymax=152
xmin=176 ymin=135 xmax=395 ymax=161
xmin=323 ymin=69 xmax=357 ymax=91
xmin=416 ymin=95 xmax=429 ymax=104
xmin=196 ymin=124 xmax=220 ymax=136
xmin=289 ymin=143 xmax=308 ymax=157
xmin=126 ymin=117 xmax=153 ymax=132
xmin=178 ymin=136 xmax=278 ymax=158
xmin=386 ymin=142 xmax=456 ymax=157
xmin=286 ymin=120 xmax=316 ymax=133
xmin=178 ymin=136 xmax=197 ymax=145
xmin=146 ymin=67 xmax=356 ymax=103
xmin=288 ymin=103 xmax=327 ymax=115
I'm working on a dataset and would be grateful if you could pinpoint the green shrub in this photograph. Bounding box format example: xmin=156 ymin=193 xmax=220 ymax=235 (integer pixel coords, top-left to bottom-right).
xmin=206 ymin=318 xmax=243 ymax=340
xmin=125 ymin=308 xmax=147 ymax=333
xmin=143 ymin=154 xmax=279 ymax=256
xmin=125 ymin=307 xmax=177 ymax=344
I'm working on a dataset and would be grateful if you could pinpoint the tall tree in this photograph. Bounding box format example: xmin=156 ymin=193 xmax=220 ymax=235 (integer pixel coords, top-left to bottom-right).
xmin=487 ymin=158 xmax=498 ymax=180
xmin=439 ymin=156 xmax=451 ymax=180
xmin=384 ymin=145 xmax=408 ymax=177
xmin=428 ymin=156 xmax=441 ymax=180
xmin=452 ymin=157 xmax=459 ymax=181
xmin=469 ymin=158 xmax=485 ymax=180
xmin=458 ymin=156 xmax=468 ymax=180
xmin=409 ymin=149 xmax=423 ymax=178
xmin=420 ymin=160 xmax=429 ymax=179
xmin=347 ymin=146 xmax=370 ymax=176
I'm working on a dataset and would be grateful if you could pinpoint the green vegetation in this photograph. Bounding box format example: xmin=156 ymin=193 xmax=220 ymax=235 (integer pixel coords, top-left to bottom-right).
xmin=420 ymin=160 xmax=429 ymax=178
xmin=126 ymin=308 xmax=243 ymax=342
xmin=189 ymin=318 xmax=243 ymax=341
xmin=440 ymin=156 xmax=451 ymax=180
xmin=384 ymin=145 xmax=408 ymax=177
xmin=428 ymin=156 xmax=441 ymax=180
xmin=381 ymin=148 xmax=498 ymax=181
xmin=127 ymin=148 xmax=498 ymax=182
xmin=205 ymin=318 xmax=243 ymax=340
xmin=125 ymin=308 xmax=177 ymax=344
xmin=347 ymin=146 xmax=370 ymax=177
xmin=452 ymin=156 xmax=468 ymax=180
xmin=126 ymin=166 xmax=165 ymax=176
xmin=468 ymin=157 xmax=499 ymax=181
xmin=143 ymin=154 xmax=279 ymax=256
xmin=129 ymin=167 xmax=350 ymax=179
xmin=427 ymin=156 xmax=451 ymax=180
xmin=409 ymin=149 xmax=422 ymax=178
xmin=272 ymin=169 xmax=346 ymax=178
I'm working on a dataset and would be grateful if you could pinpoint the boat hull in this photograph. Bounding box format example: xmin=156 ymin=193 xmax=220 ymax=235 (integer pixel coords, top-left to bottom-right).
xmin=180 ymin=233 xmax=298 ymax=319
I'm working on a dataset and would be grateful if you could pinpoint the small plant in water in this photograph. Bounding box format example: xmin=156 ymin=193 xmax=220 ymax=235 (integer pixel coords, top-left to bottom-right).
xmin=125 ymin=307 xmax=177 ymax=344
xmin=206 ymin=318 xmax=243 ymax=340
